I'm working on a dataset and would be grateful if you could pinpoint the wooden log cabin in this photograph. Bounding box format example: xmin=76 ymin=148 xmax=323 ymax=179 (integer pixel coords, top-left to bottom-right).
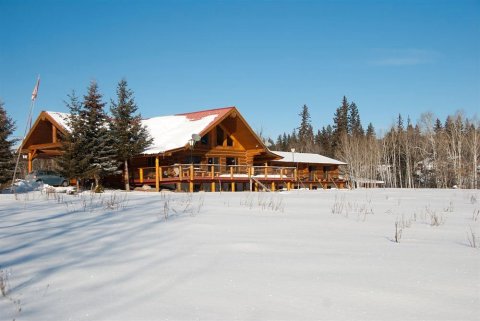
xmin=20 ymin=106 xmax=347 ymax=192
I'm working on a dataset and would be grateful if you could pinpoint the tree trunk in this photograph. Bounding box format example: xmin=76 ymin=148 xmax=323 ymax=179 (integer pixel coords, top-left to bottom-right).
xmin=124 ymin=159 xmax=130 ymax=191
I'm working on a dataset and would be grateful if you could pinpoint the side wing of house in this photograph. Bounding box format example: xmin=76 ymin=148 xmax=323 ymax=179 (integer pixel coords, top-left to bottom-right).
xmin=20 ymin=111 xmax=69 ymax=172
xmin=269 ymin=151 xmax=347 ymax=189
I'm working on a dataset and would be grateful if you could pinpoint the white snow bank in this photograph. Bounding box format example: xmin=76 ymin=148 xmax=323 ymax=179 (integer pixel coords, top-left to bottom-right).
xmin=0 ymin=189 xmax=478 ymax=321
xmin=1 ymin=180 xmax=76 ymax=194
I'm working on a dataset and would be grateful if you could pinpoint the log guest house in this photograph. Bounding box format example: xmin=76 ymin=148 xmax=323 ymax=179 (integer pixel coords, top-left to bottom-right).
xmin=20 ymin=106 xmax=347 ymax=192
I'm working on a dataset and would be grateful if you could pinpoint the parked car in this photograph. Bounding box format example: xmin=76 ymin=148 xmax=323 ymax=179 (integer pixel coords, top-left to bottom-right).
xmin=26 ymin=170 xmax=69 ymax=187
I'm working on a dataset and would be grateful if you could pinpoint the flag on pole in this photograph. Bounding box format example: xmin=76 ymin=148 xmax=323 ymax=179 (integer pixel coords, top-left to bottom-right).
xmin=31 ymin=76 xmax=40 ymax=101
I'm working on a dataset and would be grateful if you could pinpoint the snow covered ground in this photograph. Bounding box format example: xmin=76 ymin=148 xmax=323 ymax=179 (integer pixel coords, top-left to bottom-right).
xmin=0 ymin=188 xmax=479 ymax=321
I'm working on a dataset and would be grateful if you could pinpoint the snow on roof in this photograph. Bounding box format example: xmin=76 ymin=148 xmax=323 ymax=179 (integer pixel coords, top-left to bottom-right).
xmin=271 ymin=150 xmax=347 ymax=165
xmin=45 ymin=108 xmax=230 ymax=154
xmin=142 ymin=113 xmax=220 ymax=154
xmin=46 ymin=111 xmax=71 ymax=131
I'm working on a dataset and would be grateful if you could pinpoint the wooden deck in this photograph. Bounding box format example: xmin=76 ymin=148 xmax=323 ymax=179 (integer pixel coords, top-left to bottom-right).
xmin=132 ymin=164 xmax=345 ymax=192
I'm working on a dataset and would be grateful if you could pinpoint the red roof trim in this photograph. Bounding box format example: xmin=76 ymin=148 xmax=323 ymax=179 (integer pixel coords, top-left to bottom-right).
xmin=176 ymin=106 xmax=235 ymax=121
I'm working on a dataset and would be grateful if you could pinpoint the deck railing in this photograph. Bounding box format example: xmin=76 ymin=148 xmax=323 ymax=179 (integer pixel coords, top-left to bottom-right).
xmin=133 ymin=164 xmax=298 ymax=183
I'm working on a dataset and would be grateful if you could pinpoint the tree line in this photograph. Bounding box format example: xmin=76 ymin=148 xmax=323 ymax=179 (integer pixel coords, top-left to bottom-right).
xmin=270 ymin=97 xmax=479 ymax=189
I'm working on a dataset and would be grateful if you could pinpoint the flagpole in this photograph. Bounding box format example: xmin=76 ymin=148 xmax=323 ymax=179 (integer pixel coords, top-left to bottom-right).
xmin=11 ymin=76 xmax=40 ymax=194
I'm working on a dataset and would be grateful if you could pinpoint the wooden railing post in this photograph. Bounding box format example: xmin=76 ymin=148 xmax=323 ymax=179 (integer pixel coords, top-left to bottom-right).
xmin=230 ymin=166 xmax=234 ymax=179
xmin=179 ymin=165 xmax=183 ymax=180
xmin=159 ymin=167 xmax=163 ymax=181
xmin=139 ymin=168 xmax=144 ymax=183
xmin=211 ymin=165 xmax=215 ymax=179
xmin=189 ymin=164 xmax=194 ymax=193
xmin=155 ymin=157 xmax=160 ymax=192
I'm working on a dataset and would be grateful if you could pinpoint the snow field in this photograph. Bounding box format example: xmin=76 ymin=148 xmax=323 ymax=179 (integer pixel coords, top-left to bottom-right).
xmin=0 ymin=188 xmax=479 ymax=320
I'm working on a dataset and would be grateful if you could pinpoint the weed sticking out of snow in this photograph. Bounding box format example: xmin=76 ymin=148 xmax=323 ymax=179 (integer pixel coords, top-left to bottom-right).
xmin=331 ymin=193 xmax=374 ymax=221
xmin=466 ymin=226 xmax=479 ymax=249
xmin=473 ymin=209 xmax=479 ymax=222
xmin=160 ymin=192 xmax=205 ymax=221
xmin=240 ymin=192 xmax=285 ymax=213
xmin=0 ymin=268 xmax=22 ymax=321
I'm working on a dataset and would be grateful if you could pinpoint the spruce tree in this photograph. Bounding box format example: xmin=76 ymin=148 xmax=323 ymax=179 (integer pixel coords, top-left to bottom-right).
xmin=110 ymin=79 xmax=152 ymax=191
xmin=366 ymin=123 xmax=376 ymax=139
xmin=82 ymin=81 xmax=119 ymax=189
xmin=58 ymin=91 xmax=90 ymax=188
xmin=332 ymin=96 xmax=350 ymax=156
xmin=297 ymin=104 xmax=314 ymax=152
xmin=0 ymin=100 xmax=16 ymax=186
xmin=348 ymin=102 xmax=364 ymax=137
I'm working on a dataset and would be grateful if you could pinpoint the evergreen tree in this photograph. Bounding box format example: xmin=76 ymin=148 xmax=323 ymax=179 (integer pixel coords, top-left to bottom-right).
xmin=366 ymin=122 xmax=376 ymax=139
xmin=320 ymin=125 xmax=334 ymax=157
xmin=58 ymin=91 xmax=90 ymax=187
xmin=348 ymin=102 xmax=364 ymax=137
xmin=434 ymin=118 xmax=443 ymax=133
xmin=83 ymin=81 xmax=119 ymax=189
xmin=332 ymin=96 xmax=350 ymax=156
xmin=297 ymin=104 xmax=314 ymax=152
xmin=0 ymin=100 xmax=17 ymax=186
xmin=110 ymin=79 xmax=152 ymax=191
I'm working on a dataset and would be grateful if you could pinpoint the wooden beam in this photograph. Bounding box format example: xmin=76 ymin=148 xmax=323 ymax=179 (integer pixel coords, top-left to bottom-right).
xmin=28 ymin=152 xmax=32 ymax=173
xmin=26 ymin=142 xmax=62 ymax=150
xmin=52 ymin=126 xmax=57 ymax=143
xmin=155 ymin=156 xmax=160 ymax=192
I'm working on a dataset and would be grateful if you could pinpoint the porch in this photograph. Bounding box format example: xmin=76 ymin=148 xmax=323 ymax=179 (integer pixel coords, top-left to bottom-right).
xmin=132 ymin=164 xmax=346 ymax=192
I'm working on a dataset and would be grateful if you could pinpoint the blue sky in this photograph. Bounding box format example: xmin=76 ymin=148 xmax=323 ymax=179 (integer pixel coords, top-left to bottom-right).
xmin=1 ymin=0 xmax=479 ymax=140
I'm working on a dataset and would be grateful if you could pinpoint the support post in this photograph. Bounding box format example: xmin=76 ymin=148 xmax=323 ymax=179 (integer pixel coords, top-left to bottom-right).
xmin=287 ymin=181 xmax=291 ymax=191
xmin=155 ymin=156 xmax=160 ymax=192
xmin=211 ymin=181 xmax=215 ymax=192
xmin=271 ymin=182 xmax=275 ymax=192
xmin=231 ymin=182 xmax=235 ymax=192
xmin=139 ymin=168 xmax=144 ymax=183
xmin=28 ymin=152 xmax=33 ymax=173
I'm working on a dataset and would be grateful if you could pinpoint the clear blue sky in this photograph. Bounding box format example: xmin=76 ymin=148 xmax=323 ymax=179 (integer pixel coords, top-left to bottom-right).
xmin=1 ymin=0 xmax=479 ymax=140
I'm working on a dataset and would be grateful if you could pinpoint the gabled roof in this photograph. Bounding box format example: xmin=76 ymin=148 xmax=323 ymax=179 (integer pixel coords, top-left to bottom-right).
xmin=270 ymin=150 xmax=347 ymax=165
xmin=143 ymin=107 xmax=234 ymax=154
xmin=42 ymin=106 xmax=271 ymax=155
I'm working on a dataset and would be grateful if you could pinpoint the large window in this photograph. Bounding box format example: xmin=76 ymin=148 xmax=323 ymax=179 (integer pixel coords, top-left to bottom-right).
xmin=208 ymin=157 xmax=219 ymax=165
xmin=226 ymin=157 xmax=237 ymax=166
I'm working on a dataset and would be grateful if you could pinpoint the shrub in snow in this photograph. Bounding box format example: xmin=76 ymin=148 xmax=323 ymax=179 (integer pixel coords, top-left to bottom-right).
xmin=466 ymin=227 xmax=479 ymax=248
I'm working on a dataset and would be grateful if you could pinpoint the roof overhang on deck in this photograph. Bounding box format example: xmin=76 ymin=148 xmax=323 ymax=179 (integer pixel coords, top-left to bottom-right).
xmin=269 ymin=151 xmax=347 ymax=166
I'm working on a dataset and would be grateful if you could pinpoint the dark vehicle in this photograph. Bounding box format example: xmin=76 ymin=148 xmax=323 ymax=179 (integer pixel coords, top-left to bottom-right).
xmin=26 ymin=170 xmax=69 ymax=187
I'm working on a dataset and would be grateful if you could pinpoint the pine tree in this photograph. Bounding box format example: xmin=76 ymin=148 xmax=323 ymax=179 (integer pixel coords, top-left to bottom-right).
xmin=332 ymin=96 xmax=350 ymax=156
xmin=366 ymin=123 xmax=375 ymax=139
xmin=297 ymin=104 xmax=314 ymax=152
xmin=0 ymin=100 xmax=17 ymax=186
xmin=110 ymin=79 xmax=152 ymax=191
xmin=82 ymin=81 xmax=119 ymax=189
xmin=348 ymin=102 xmax=364 ymax=137
xmin=58 ymin=91 xmax=90 ymax=188
xmin=434 ymin=118 xmax=443 ymax=133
